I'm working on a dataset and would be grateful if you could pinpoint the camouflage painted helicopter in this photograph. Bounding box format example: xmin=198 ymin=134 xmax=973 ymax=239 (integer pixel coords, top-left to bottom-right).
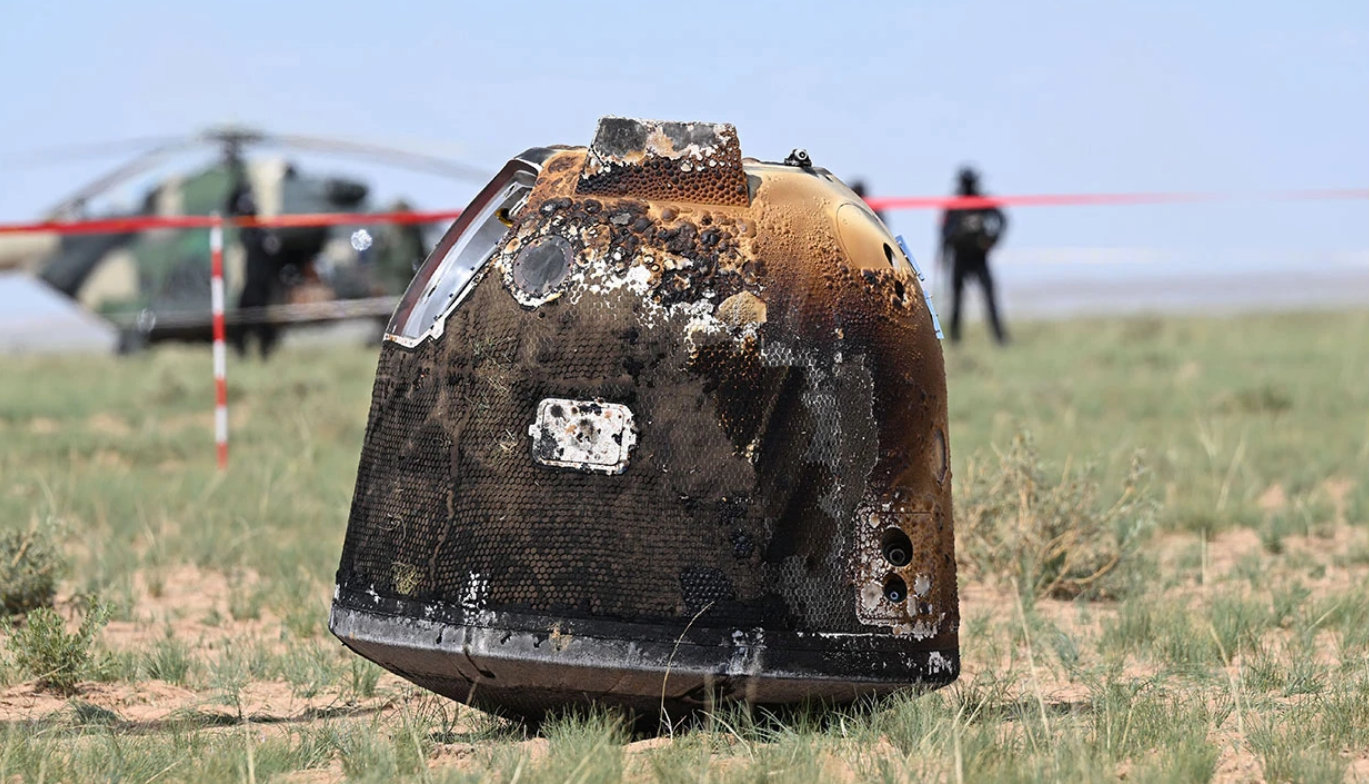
xmin=0 ymin=127 xmax=489 ymax=352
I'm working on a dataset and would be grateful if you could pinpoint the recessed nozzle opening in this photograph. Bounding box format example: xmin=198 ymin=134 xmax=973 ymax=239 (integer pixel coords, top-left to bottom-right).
xmin=882 ymin=574 xmax=908 ymax=605
xmin=881 ymin=527 xmax=913 ymax=567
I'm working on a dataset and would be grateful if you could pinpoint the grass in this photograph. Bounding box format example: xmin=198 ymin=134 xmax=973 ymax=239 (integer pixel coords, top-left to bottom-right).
xmin=0 ymin=308 xmax=1364 ymax=782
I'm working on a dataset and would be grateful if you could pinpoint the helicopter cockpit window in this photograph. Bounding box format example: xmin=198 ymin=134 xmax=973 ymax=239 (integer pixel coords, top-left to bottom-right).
xmin=385 ymin=154 xmax=544 ymax=347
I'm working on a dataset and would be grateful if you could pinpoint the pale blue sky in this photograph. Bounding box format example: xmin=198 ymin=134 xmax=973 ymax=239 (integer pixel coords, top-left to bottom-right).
xmin=2 ymin=0 xmax=1366 ymax=258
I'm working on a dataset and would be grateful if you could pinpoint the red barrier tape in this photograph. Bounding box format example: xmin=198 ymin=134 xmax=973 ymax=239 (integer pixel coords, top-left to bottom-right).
xmin=867 ymin=188 xmax=1370 ymax=211
xmin=0 ymin=190 xmax=1363 ymax=236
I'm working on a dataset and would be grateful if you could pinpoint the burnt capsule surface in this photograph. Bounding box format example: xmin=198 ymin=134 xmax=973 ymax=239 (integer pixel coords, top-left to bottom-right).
xmin=331 ymin=117 xmax=959 ymax=722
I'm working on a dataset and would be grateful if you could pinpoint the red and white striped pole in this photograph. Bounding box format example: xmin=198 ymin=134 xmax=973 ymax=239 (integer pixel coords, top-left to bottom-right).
xmin=210 ymin=213 xmax=228 ymax=470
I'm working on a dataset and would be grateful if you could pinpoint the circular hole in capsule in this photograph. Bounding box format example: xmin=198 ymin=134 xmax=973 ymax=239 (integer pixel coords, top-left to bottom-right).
xmin=883 ymin=243 xmax=898 ymax=269
xmin=881 ymin=527 xmax=913 ymax=567
xmin=882 ymin=574 xmax=908 ymax=604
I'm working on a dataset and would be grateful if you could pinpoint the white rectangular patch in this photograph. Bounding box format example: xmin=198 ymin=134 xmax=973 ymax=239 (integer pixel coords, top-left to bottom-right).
xmin=528 ymin=398 xmax=637 ymax=474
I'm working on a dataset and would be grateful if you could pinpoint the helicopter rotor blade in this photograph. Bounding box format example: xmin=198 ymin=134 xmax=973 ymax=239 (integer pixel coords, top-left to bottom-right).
xmin=41 ymin=138 xmax=204 ymax=219
xmin=264 ymin=133 xmax=493 ymax=183
xmin=0 ymin=135 xmax=190 ymax=169
xmin=15 ymin=125 xmax=491 ymax=220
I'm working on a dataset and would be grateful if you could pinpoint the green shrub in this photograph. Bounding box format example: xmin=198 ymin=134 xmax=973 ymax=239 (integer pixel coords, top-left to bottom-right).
xmin=2 ymin=599 xmax=111 ymax=694
xmin=0 ymin=525 xmax=65 ymax=616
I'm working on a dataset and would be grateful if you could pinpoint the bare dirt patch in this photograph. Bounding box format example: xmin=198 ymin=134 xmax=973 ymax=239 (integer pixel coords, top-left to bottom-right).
xmin=27 ymin=418 xmax=58 ymax=434
xmin=1321 ymin=476 xmax=1356 ymax=525
xmin=86 ymin=414 xmax=132 ymax=438
xmin=1258 ymin=483 xmax=1287 ymax=513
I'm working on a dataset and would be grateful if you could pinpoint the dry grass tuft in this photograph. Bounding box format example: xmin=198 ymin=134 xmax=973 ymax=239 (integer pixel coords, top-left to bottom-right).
xmin=955 ymin=431 xmax=1155 ymax=600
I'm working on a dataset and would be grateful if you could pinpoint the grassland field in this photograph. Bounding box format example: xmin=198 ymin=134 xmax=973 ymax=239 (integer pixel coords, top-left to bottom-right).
xmin=0 ymin=308 xmax=1365 ymax=783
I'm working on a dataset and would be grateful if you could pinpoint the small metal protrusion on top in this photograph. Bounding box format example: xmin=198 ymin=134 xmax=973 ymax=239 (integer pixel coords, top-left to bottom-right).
xmin=783 ymin=148 xmax=812 ymax=168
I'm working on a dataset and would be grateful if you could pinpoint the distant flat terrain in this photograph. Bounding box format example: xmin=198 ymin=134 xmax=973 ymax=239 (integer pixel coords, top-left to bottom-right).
xmin=932 ymin=247 xmax=1368 ymax=321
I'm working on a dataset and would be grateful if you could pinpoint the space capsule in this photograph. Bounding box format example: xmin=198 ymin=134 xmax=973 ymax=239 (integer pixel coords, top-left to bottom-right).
xmin=330 ymin=117 xmax=958 ymax=722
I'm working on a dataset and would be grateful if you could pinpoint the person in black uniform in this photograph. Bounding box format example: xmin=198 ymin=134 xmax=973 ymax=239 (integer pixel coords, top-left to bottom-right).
xmin=849 ymin=179 xmax=889 ymax=226
xmin=225 ymin=170 xmax=283 ymax=358
xmin=939 ymin=166 xmax=1009 ymax=345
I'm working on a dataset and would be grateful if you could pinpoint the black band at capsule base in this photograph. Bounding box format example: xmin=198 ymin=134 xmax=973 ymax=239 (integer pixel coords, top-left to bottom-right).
xmin=330 ymin=590 xmax=958 ymax=723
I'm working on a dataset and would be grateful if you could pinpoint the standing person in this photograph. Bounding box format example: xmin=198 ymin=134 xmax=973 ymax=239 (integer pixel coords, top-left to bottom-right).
xmin=849 ymin=179 xmax=890 ymax=226
xmin=939 ymin=166 xmax=1009 ymax=345
xmin=225 ymin=168 xmax=283 ymax=359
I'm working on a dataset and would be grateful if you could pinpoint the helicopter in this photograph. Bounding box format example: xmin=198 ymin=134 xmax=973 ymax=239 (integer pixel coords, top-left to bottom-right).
xmin=0 ymin=126 xmax=489 ymax=353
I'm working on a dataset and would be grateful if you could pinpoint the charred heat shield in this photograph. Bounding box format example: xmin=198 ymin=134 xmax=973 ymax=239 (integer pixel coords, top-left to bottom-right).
xmin=331 ymin=117 xmax=958 ymax=723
